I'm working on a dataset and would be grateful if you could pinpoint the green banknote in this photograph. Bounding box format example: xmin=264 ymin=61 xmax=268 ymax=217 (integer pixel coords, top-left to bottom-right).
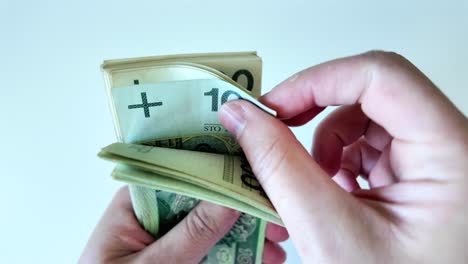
xmin=99 ymin=142 xmax=281 ymax=225
xmin=148 ymin=191 xmax=268 ymax=264
xmin=101 ymin=52 xmax=277 ymax=263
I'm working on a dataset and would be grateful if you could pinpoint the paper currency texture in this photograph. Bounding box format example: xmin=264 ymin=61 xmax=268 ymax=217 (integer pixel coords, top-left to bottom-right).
xmin=100 ymin=52 xmax=278 ymax=264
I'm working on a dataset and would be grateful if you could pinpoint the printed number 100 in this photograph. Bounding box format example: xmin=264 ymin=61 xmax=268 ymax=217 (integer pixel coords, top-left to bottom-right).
xmin=204 ymin=88 xmax=242 ymax=112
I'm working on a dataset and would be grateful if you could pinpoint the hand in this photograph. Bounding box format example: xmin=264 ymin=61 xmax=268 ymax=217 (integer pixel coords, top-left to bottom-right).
xmin=79 ymin=186 xmax=288 ymax=264
xmin=219 ymin=51 xmax=468 ymax=263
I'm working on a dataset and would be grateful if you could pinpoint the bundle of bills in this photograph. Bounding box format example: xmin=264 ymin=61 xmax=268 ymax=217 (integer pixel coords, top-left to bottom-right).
xmin=99 ymin=52 xmax=281 ymax=264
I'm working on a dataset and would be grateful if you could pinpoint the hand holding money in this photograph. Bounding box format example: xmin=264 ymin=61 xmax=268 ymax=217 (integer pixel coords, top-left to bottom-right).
xmin=79 ymin=186 xmax=288 ymax=263
xmin=83 ymin=51 xmax=468 ymax=264
xmin=79 ymin=187 xmax=241 ymax=263
xmin=95 ymin=52 xmax=288 ymax=263
xmin=219 ymin=51 xmax=468 ymax=263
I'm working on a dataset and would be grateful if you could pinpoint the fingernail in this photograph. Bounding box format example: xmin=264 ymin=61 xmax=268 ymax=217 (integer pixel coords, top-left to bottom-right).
xmin=219 ymin=101 xmax=246 ymax=137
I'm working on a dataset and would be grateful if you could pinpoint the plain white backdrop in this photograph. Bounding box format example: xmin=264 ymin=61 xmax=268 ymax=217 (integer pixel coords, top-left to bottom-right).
xmin=1 ymin=0 xmax=467 ymax=263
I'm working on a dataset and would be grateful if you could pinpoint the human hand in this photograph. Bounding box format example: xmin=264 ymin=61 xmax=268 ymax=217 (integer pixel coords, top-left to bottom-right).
xmin=79 ymin=186 xmax=288 ymax=264
xmin=219 ymin=51 xmax=468 ymax=263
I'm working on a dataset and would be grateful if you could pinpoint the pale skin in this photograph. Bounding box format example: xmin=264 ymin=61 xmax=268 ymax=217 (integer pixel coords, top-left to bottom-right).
xmin=81 ymin=51 xmax=468 ymax=263
xmin=219 ymin=51 xmax=468 ymax=263
xmin=79 ymin=188 xmax=288 ymax=263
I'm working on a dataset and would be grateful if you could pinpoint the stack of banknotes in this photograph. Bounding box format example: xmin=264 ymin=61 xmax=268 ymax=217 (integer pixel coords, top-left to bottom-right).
xmin=99 ymin=52 xmax=281 ymax=264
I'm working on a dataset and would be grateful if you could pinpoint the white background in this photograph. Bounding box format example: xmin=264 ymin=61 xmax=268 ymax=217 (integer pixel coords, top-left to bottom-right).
xmin=1 ymin=0 xmax=467 ymax=263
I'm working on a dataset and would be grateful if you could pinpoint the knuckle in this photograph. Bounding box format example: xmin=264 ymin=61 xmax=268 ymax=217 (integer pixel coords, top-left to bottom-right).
xmin=184 ymin=205 xmax=221 ymax=242
xmin=362 ymin=50 xmax=412 ymax=75
xmin=363 ymin=50 xmax=406 ymax=63
xmin=359 ymin=50 xmax=416 ymax=104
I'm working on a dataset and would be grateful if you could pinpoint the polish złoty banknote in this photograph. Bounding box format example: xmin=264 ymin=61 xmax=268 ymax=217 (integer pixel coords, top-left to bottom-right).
xmin=101 ymin=52 xmax=280 ymax=264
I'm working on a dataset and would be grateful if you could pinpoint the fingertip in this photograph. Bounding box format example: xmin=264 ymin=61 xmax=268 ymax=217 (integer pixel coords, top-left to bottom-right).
xmin=312 ymin=132 xmax=342 ymax=176
xmin=266 ymin=223 xmax=289 ymax=242
xmin=220 ymin=99 xmax=286 ymax=142
xmin=259 ymin=74 xmax=312 ymax=120
xmin=259 ymin=90 xmax=280 ymax=111
xmin=219 ymin=100 xmax=247 ymax=137
xmin=281 ymin=107 xmax=326 ymax=127
xmin=263 ymin=240 xmax=287 ymax=264
xmin=312 ymin=105 xmax=369 ymax=177
xmin=333 ymin=169 xmax=361 ymax=192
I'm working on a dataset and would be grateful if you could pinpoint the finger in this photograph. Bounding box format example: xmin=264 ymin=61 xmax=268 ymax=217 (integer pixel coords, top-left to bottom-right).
xmin=219 ymin=100 xmax=360 ymax=260
xmin=263 ymin=50 xmax=466 ymax=143
xmin=141 ymin=201 xmax=240 ymax=263
xmin=281 ymin=107 xmax=325 ymax=127
xmin=312 ymin=105 xmax=370 ymax=175
xmin=79 ymin=186 xmax=155 ymax=263
xmin=263 ymin=240 xmax=287 ymax=264
xmin=333 ymin=169 xmax=361 ymax=192
xmin=367 ymin=144 xmax=396 ymax=188
xmin=333 ymin=139 xmax=385 ymax=191
xmin=341 ymin=139 xmax=382 ymax=179
xmin=364 ymin=122 xmax=391 ymax=151
xmin=107 ymin=186 xmax=156 ymax=248
xmin=266 ymin=222 xmax=289 ymax=242
xmin=313 ymin=105 xmax=392 ymax=176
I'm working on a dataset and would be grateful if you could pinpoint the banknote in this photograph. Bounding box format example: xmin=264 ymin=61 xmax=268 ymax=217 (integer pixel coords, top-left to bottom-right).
xmin=101 ymin=52 xmax=274 ymax=263
xmin=99 ymin=142 xmax=281 ymax=225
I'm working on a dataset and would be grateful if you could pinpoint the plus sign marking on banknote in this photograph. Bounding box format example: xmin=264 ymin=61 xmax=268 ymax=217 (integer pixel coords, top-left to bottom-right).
xmin=127 ymin=92 xmax=163 ymax=118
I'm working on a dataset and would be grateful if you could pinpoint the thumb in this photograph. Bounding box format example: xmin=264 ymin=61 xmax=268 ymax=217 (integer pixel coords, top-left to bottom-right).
xmin=219 ymin=100 xmax=360 ymax=259
xmin=141 ymin=201 xmax=240 ymax=263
